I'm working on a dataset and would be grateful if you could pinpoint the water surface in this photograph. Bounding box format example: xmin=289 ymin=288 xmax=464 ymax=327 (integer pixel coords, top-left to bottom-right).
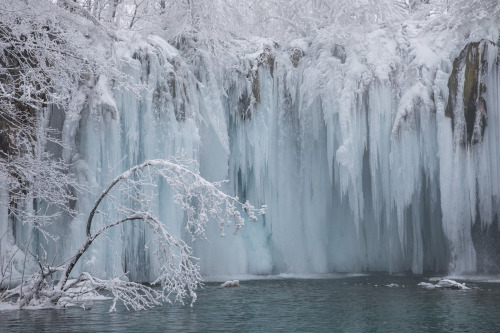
xmin=2 ymin=274 xmax=500 ymax=332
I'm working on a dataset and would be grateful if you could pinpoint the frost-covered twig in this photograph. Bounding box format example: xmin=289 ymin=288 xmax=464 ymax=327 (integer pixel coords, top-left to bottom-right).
xmin=4 ymin=158 xmax=264 ymax=311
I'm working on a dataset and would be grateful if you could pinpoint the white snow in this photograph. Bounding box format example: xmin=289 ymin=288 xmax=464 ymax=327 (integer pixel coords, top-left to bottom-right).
xmin=220 ymin=280 xmax=240 ymax=287
xmin=418 ymin=279 xmax=470 ymax=290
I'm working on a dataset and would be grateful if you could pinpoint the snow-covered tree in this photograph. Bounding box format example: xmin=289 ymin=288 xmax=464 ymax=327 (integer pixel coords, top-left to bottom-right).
xmin=0 ymin=158 xmax=265 ymax=310
xmin=0 ymin=0 xmax=134 ymax=289
xmin=0 ymin=0 xmax=267 ymax=309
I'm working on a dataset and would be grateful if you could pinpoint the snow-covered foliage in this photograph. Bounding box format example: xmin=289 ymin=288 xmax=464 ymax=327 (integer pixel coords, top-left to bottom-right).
xmin=0 ymin=0 xmax=140 ymax=290
xmin=0 ymin=0 xmax=132 ymax=226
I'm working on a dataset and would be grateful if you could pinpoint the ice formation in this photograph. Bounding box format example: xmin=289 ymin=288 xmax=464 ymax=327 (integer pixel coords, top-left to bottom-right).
xmin=4 ymin=29 xmax=500 ymax=282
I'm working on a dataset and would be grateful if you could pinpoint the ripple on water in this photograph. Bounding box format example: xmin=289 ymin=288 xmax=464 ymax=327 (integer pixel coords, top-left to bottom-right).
xmin=2 ymin=274 xmax=500 ymax=332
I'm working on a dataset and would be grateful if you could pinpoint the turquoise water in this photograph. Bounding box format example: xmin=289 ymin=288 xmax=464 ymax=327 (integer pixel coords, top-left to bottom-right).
xmin=2 ymin=274 xmax=500 ymax=332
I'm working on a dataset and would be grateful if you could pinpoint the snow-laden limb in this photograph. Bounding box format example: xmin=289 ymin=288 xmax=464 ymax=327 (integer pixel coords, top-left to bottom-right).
xmin=0 ymin=0 xmax=139 ymax=241
xmin=1 ymin=158 xmax=265 ymax=311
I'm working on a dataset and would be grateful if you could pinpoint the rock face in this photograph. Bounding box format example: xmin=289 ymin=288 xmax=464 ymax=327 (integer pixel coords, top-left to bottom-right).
xmin=445 ymin=40 xmax=494 ymax=145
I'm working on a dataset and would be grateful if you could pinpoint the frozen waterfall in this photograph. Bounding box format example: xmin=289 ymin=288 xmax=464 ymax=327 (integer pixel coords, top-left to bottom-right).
xmin=7 ymin=35 xmax=500 ymax=281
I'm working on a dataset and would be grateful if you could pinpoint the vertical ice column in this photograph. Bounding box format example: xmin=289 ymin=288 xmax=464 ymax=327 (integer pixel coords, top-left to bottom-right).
xmin=0 ymin=174 xmax=8 ymax=281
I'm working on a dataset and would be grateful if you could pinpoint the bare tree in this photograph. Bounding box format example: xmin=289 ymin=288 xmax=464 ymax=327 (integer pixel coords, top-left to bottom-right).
xmin=0 ymin=158 xmax=265 ymax=310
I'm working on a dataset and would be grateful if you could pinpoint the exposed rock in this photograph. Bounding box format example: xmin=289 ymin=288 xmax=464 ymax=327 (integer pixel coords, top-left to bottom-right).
xmin=256 ymin=43 xmax=276 ymax=76
xmin=332 ymin=44 xmax=346 ymax=64
xmin=290 ymin=47 xmax=304 ymax=68
xmin=236 ymin=43 xmax=277 ymax=121
xmin=249 ymin=70 xmax=260 ymax=105
xmin=445 ymin=40 xmax=495 ymax=145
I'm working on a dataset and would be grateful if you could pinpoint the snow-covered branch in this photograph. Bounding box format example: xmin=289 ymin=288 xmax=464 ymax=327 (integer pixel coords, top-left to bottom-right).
xmin=1 ymin=158 xmax=265 ymax=310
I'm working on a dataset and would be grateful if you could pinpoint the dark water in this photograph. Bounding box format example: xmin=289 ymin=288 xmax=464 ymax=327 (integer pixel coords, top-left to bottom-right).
xmin=2 ymin=274 xmax=500 ymax=332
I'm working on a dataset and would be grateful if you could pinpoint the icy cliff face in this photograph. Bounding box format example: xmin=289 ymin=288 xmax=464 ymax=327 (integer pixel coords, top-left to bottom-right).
xmin=9 ymin=32 xmax=500 ymax=280
xmin=199 ymin=35 xmax=500 ymax=276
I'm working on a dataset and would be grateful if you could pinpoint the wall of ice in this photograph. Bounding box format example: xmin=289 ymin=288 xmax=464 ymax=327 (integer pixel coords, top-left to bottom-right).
xmin=8 ymin=35 xmax=500 ymax=281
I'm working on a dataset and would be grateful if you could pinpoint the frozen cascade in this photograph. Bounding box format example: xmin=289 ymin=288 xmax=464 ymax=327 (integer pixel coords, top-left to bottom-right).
xmin=199 ymin=38 xmax=500 ymax=276
xmin=6 ymin=36 xmax=500 ymax=281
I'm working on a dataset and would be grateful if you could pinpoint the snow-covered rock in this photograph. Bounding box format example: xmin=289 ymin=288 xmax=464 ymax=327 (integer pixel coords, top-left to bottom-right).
xmin=418 ymin=279 xmax=469 ymax=290
xmin=418 ymin=282 xmax=436 ymax=289
xmin=221 ymin=280 xmax=240 ymax=288
xmin=436 ymin=279 xmax=470 ymax=290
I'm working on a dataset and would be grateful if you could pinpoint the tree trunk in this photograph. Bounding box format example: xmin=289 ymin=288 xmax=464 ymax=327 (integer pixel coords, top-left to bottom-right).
xmin=110 ymin=0 xmax=121 ymax=22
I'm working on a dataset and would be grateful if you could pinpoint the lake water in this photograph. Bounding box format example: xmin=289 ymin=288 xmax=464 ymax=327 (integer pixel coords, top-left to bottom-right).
xmin=2 ymin=274 xmax=500 ymax=332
